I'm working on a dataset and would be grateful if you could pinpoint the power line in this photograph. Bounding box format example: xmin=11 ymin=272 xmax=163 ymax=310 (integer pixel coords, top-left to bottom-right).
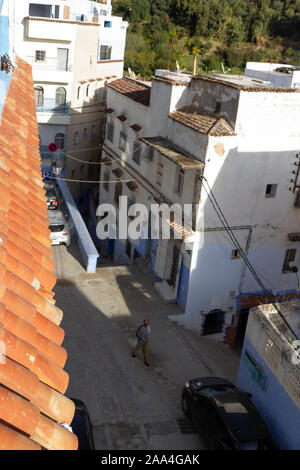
xmin=48 ymin=175 xmax=134 ymax=184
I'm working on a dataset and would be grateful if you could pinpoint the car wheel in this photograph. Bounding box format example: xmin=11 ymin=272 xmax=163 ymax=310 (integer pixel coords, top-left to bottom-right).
xmin=182 ymin=396 xmax=190 ymax=416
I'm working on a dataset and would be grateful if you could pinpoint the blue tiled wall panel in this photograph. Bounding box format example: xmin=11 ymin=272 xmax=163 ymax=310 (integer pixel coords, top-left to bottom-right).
xmin=237 ymin=337 xmax=300 ymax=450
xmin=177 ymin=262 xmax=190 ymax=312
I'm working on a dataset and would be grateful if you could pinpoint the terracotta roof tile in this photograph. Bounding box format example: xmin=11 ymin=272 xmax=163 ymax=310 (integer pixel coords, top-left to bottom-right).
xmin=107 ymin=78 xmax=151 ymax=106
xmin=0 ymin=57 xmax=78 ymax=450
xmin=169 ymin=107 xmax=236 ymax=136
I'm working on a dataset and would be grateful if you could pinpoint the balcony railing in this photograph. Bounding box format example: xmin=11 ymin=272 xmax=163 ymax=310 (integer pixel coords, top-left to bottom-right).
xmin=26 ymin=56 xmax=73 ymax=72
xmin=36 ymin=98 xmax=70 ymax=114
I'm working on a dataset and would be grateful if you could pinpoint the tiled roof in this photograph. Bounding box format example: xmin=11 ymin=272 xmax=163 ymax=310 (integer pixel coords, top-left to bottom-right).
xmin=169 ymin=107 xmax=236 ymax=136
xmin=0 ymin=57 xmax=78 ymax=450
xmin=107 ymin=78 xmax=151 ymax=106
xmin=239 ymin=292 xmax=298 ymax=309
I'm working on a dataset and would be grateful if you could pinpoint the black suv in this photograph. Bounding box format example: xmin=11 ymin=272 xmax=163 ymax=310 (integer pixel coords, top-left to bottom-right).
xmin=182 ymin=376 xmax=278 ymax=450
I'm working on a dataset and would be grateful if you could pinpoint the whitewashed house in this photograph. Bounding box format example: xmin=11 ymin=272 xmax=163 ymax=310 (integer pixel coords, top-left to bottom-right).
xmin=2 ymin=0 xmax=128 ymax=198
xmin=99 ymin=70 xmax=300 ymax=349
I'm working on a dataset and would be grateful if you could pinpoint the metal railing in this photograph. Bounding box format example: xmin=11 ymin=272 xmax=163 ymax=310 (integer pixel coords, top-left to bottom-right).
xmin=26 ymin=56 xmax=72 ymax=72
xmin=36 ymin=98 xmax=70 ymax=114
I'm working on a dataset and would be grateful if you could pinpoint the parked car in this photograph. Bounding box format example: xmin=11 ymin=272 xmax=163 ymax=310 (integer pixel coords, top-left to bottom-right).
xmin=45 ymin=184 xmax=59 ymax=211
xmin=70 ymin=399 xmax=95 ymax=450
xmin=182 ymin=376 xmax=277 ymax=450
xmin=48 ymin=211 xmax=70 ymax=246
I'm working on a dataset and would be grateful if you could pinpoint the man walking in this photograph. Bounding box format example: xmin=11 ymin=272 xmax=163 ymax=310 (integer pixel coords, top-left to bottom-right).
xmin=132 ymin=319 xmax=150 ymax=367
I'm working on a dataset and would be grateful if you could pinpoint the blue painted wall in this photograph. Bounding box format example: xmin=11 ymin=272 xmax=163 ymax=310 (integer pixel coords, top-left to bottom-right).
xmin=113 ymin=239 xmax=130 ymax=264
xmin=237 ymin=337 xmax=300 ymax=449
xmin=177 ymin=262 xmax=190 ymax=311
xmin=0 ymin=3 xmax=12 ymax=122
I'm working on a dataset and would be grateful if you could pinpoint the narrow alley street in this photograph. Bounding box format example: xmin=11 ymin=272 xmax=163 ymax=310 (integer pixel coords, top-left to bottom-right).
xmin=53 ymin=243 xmax=240 ymax=450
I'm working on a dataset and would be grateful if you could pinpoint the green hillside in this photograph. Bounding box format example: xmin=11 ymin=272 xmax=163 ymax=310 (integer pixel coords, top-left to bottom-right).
xmin=111 ymin=0 xmax=300 ymax=78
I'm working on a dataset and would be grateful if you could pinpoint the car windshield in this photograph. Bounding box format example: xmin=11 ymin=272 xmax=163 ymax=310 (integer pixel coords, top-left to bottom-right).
xmin=49 ymin=224 xmax=65 ymax=232
xmin=46 ymin=189 xmax=57 ymax=198
xmin=200 ymin=385 xmax=236 ymax=395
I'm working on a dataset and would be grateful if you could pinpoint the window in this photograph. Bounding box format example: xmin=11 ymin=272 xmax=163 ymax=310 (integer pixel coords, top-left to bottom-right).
xmin=107 ymin=121 xmax=114 ymax=143
xmin=35 ymin=50 xmax=46 ymax=62
xmin=55 ymin=87 xmax=66 ymax=106
xmin=104 ymin=167 xmax=110 ymax=191
xmin=114 ymin=182 xmax=122 ymax=207
xmin=54 ymin=133 xmax=65 ymax=150
xmin=265 ymin=184 xmax=277 ymax=198
xmin=99 ymin=45 xmax=112 ymax=61
xmin=74 ymin=131 xmax=79 ymax=145
xmin=132 ymin=141 xmax=141 ymax=165
xmin=34 ymin=86 xmax=44 ymax=106
xmin=83 ymin=128 xmax=88 ymax=141
xmin=29 ymin=4 xmax=52 ymax=18
xmin=77 ymin=86 xmax=81 ymax=100
xmin=143 ymin=146 xmax=153 ymax=161
xmin=282 ymin=248 xmax=297 ymax=273
xmin=214 ymin=101 xmax=221 ymax=113
xmin=174 ymin=168 xmax=184 ymax=195
xmin=86 ymin=84 xmax=90 ymax=97
xmin=104 ymin=21 xmax=112 ymax=28
xmin=119 ymin=131 xmax=127 ymax=152
xmin=91 ymin=125 xmax=97 ymax=142
xmin=231 ymin=249 xmax=241 ymax=259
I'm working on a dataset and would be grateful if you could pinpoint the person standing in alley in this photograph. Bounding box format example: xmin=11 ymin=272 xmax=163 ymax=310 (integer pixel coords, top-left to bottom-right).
xmin=132 ymin=319 xmax=151 ymax=367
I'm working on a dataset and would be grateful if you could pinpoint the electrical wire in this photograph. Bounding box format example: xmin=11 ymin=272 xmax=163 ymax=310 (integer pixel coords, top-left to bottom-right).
xmin=63 ymin=150 xmax=125 ymax=165
xmin=200 ymin=176 xmax=299 ymax=340
xmin=47 ymin=175 xmax=134 ymax=184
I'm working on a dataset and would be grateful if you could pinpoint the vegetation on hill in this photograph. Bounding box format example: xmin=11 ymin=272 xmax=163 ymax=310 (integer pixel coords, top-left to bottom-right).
xmin=111 ymin=0 xmax=300 ymax=78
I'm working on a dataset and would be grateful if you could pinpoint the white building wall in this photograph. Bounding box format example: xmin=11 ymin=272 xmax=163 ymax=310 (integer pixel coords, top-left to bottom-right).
xmin=182 ymin=90 xmax=300 ymax=333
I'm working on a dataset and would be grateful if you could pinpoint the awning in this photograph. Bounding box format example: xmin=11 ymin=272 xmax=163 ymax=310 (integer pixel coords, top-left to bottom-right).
xmin=139 ymin=137 xmax=205 ymax=169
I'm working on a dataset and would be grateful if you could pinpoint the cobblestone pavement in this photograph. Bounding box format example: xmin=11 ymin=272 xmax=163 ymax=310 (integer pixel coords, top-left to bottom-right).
xmin=52 ymin=244 xmax=240 ymax=450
